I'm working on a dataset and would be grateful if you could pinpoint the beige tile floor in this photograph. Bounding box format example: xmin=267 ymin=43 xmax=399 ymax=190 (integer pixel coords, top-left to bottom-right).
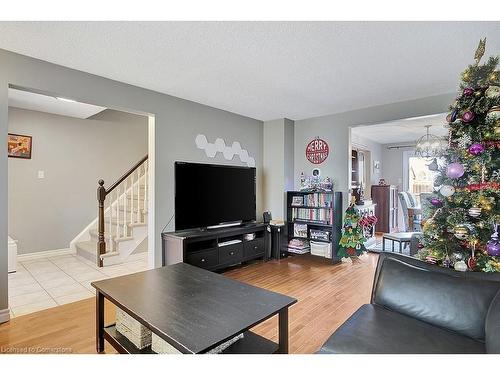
xmin=8 ymin=252 xmax=150 ymax=318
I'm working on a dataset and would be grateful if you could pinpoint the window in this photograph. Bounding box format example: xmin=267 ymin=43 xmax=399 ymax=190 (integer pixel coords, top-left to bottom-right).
xmin=403 ymin=151 xmax=441 ymax=205
xmin=408 ymin=157 xmax=437 ymax=196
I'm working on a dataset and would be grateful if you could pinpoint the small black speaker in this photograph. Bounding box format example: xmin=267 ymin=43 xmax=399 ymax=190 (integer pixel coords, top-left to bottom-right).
xmin=263 ymin=211 xmax=272 ymax=224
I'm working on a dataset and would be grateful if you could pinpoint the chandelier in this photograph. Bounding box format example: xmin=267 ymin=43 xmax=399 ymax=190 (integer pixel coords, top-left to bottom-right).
xmin=415 ymin=125 xmax=446 ymax=159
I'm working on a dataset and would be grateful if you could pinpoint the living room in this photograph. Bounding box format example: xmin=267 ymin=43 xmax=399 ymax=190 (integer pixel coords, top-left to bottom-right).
xmin=1 ymin=2 xmax=500 ymax=374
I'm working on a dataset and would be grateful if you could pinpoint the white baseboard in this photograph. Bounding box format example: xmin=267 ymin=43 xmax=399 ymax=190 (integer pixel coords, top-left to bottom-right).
xmin=0 ymin=308 xmax=10 ymax=324
xmin=17 ymin=248 xmax=75 ymax=262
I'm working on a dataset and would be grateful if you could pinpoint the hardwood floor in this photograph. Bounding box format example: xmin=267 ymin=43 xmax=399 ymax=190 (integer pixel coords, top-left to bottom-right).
xmin=0 ymin=253 xmax=378 ymax=354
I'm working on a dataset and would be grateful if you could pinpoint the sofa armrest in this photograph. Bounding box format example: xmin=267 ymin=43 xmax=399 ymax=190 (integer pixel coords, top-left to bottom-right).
xmin=486 ymin=289 xmax=500 ymax=353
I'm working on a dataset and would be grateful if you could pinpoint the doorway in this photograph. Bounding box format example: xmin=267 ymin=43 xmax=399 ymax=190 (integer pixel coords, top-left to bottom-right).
xmin=6 ymin=86 xmax=156 ymax=318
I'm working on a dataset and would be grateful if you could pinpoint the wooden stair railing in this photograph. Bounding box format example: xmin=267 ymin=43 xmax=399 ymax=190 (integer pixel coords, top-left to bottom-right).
xmin=96 ymin=155 xmax=148 ymax=267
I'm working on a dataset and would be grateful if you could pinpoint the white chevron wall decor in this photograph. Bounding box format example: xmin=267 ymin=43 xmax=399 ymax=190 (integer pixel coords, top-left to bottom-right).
xmin=195 ymin=134 xmax=256 ymax=167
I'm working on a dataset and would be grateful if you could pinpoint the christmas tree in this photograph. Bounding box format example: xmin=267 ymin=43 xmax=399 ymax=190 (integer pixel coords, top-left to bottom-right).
xmin=338 ymin=203 xmax=366 ymax=259
xmin=418 ymin=39 xmax=500 ymax=272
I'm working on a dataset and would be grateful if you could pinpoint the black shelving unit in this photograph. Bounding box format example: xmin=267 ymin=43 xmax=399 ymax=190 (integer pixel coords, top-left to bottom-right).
xmin=286 ymin=191 xmax=343 ymax=264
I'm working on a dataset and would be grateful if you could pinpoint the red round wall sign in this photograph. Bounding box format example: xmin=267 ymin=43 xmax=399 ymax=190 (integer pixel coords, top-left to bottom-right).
xmin=305 ymin=138 xmax=329 ymax=164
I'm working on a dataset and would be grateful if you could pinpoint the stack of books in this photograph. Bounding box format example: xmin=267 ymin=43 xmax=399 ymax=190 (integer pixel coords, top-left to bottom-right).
xmin=287 ymin=238 xmax=310 ymax=254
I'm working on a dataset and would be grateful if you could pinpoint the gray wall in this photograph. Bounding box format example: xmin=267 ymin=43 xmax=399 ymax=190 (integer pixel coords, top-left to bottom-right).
xmin=294 ymin=93 xmax=456 ymax=210
xmin=262 ymin=118 xmax=294 ymax=219
xmin=8 ymin=108 xmax=148 ymax=254
xmin=0 ymin=49 xmax=263 ymax=316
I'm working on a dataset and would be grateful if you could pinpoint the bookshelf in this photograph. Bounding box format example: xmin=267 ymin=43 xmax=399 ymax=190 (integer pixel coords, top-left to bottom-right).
xmin=286 ymin=191 xmax=343 ymax=264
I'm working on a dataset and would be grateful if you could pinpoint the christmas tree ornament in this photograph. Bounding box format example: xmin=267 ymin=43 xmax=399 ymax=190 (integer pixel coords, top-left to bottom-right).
xmin=446 ymin=162 xmax=465 ymax=179
xmin=486 ymin=224 xmax=500 ymax=257
xmin=446 ymin=109 xmax=459 ymax=123
xmin=467 ymin=240 xmax=478 ymax=270
xmin=454 ymin=260 xmax=468 ymax=272
xmin=439 ymin=185 xmax=455 ymax=197
xmin=426 ymin=158 xmax=439 ymax=171
xmin=468 ymin=143 xmax=485 ymax=155
xmin=487 ymin=106 xmax=500 ymax=121
xmin=485 ymin=85 xmax=500 ymax=99
xmin=474 ymin=38 xmax=486 ymax=64
xmin=425 ymin=256 xmax=437 ymax=265
xmin=462 ymin=110 xmax=475 ymax=123
xmin=457 ymin=134 xmax=472 ymax=148
xmin=453 ymin=224 xmax=475 ymax=240
xmin=490 ymin=71 xmax=499 ymax=83
xmin=430 ymin=197 xmax=443 ymax=208
xmin=468 ymin=207 xmax=482 ymax=218
xmin=467 ymin=256 xmax=477 ymax=270
xmin=463 ymin=87 xmax=475 ymax=97
xmin=492 ymin=169 xmax=500 ymax=181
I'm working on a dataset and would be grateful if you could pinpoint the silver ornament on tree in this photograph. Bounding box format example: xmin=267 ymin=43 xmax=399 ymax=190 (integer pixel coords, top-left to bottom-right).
xmin=454 ymin=260 xmax=468 ymax=272
xmin=468 ymin=207 xmax=482 ymax=218
xmin=440 ymin=185 xmax=455 ymax=197
xmin=457 ymin=134 xmax=472 ymax=148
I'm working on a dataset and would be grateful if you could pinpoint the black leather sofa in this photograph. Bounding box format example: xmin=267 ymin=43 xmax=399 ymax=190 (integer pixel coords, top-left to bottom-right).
xmin=319 ymin=252 xmax=500 ymax=354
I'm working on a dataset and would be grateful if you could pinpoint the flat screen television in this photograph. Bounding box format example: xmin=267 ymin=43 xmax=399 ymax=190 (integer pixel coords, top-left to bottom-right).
xmin=175 ymin=162 xmax=256 ymax=230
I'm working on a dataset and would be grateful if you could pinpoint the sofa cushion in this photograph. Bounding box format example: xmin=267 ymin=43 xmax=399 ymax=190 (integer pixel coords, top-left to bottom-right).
xmin=373 ymin=257 xmax=500 ymax=340
xmin=318 ymin=304 xmax=485 ymax=354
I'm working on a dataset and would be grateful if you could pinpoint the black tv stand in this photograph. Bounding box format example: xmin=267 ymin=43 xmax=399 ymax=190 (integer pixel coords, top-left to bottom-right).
xmin=162 ymin=223 xmax=269 ymax=271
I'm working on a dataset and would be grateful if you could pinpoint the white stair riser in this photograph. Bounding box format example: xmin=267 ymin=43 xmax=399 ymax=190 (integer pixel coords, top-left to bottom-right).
xmin=77 ymin=226 xmax=147 ymax=265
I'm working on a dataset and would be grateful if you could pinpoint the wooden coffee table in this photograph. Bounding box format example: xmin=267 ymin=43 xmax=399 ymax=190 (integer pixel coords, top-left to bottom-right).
xmin=92 ymin=263 xmax=297 ymax=354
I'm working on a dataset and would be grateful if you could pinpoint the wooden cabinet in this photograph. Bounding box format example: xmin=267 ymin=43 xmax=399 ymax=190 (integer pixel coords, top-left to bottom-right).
xmin=162 ymin=223 xmax=268 ymax=271
xmin=371 ymin=185 xmax=398 ymax=233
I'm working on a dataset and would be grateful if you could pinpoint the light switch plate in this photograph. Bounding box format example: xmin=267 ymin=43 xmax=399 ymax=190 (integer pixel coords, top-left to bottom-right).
xmin=38 ymin=170 xmax=45 ymax=179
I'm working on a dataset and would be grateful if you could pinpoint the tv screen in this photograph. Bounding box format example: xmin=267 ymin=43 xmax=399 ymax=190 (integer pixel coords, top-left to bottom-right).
xmin=175 ymin=162 xmax=256 ymax=230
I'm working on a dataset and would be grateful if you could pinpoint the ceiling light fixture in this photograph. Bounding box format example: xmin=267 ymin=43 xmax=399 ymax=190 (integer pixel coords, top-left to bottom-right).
xmin=415 ymin=125 xmax=446 ymax=159
xmin=55 ymin=96 xmax=77 ymax=103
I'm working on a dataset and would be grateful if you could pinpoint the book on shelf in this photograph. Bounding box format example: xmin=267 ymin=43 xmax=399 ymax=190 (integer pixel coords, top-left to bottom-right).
xmin=310 ymin=229 xmax=331 ymax=241
xmin=291 ymin=196 xmax=304 ymax=206
xmin=293 ymin=223 xmax=308 ymax=238
xmin=287 ymin=238 xmax=310 ymax=254
xmin=292 ymin=207 xmax=333 ymax=224
xmin=288 ymin=238 xmax=309 ymax=250
xmin=287 ymin=247 xmax=310 ymax=255
xmin=302 ymin=192 xmax=333 ymax=207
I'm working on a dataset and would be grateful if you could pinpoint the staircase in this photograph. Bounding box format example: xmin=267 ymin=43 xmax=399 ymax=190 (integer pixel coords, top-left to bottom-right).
xmin=72 ymin=156 xmax=149 ymax=267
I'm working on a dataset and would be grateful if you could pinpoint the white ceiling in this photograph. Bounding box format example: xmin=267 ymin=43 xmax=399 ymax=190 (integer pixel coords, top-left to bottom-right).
xmin=0 ymin=22 xmax=499 ymax=121
xmin=351 ymin=113 xmax=449 ymax=144
xmin=9 ymin=88 xmax=106 ymax=119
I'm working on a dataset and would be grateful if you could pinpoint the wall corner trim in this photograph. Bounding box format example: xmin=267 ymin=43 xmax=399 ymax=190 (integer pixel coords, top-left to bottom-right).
xmin=0 ymin=308 xmax=10 ymax=324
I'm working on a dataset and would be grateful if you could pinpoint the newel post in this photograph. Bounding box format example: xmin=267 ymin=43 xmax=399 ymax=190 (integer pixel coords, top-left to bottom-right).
xmin=97 ymin=179 xmax=106 ymax=267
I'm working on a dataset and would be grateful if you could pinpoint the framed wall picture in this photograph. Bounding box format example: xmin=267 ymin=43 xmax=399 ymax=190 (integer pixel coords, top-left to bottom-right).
xmin=8 ymin=133 xmax=32 ymax=159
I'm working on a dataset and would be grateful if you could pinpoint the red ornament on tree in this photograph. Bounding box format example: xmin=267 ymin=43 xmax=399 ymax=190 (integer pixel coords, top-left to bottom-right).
xmin=467 ymin=256 xmax=477 ymax=270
